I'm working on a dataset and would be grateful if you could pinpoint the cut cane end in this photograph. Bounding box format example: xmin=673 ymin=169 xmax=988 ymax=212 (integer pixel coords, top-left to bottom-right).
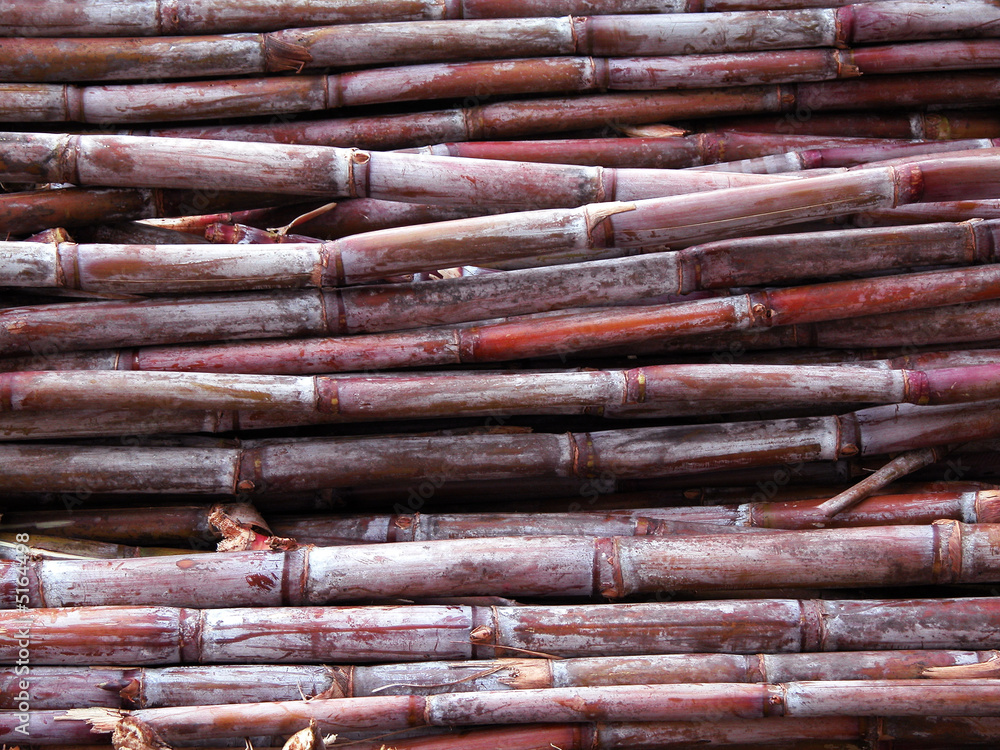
xmin=975 ymin=490 xmax=1000 ymax=524
xmin=111 ymin=716 xmax=173 ymax=750
xmin=264 ymin=37 xmax=314 ymax=75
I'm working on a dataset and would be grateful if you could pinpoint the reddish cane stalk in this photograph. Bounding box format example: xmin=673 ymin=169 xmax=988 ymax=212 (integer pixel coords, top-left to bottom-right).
xmin=264 ymin=489 xmax=1000 ymax=542
xmin=0 ymin=533 xmax=190 ymax=560
xmin=0 ymin=0 xmax=868 ymax=38
xmin=0 ymin=186 xmax=290 ymax=237
xmin=15 ymin=263 xmax=1000 ymax=375
xmin=706 ymin=108 xmax=1000 ymax=140
xmin=3 ymin=597 xmax=1000 ymax=665
xmin=4 ymin=521 xmax=998 ymax=607
xmin=4 ymin=216 xmax=995 ymax=300
xmin=0 ymin=52 xmax=861 ymax=120
xmin=815 ymin=446 xmax=952 ymax=518
xmin=12 ymin=714 xmax=1000 ymax=749
xmin=0 ymin=131 xmax=808 ymax=211
xmin=140 ymin=72 xmax=1000 ymax=148
xmin=8 ymin=650 xmax=996 ymax=709
xmin=403 ymin=133 xmax=992 ymax=170
xmin=4 ymin=363 xmax=1000 ymax=417
xmin=9 ymin=41 xmax=1000 ymax=122
xmin=50 ymin=678 xmax=1000 ymax=744
xmin=5 ymin=4 xmax=996 ymax=76
xmin=0 ymin=399 xmax=999 ymax=493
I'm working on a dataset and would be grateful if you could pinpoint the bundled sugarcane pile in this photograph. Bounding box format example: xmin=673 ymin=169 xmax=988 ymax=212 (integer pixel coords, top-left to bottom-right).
xmin=6 ymin=0 xmax=1000 ymax=748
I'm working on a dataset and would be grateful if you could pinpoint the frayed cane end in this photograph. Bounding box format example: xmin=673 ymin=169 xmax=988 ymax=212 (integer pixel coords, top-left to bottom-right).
xmin=209 ymin=502 xmax=299 ymax=552
xmin=922 ymin=652 xmax=1000 ymax=679
xmin=59 ymin=707 xmax=127 ymax=733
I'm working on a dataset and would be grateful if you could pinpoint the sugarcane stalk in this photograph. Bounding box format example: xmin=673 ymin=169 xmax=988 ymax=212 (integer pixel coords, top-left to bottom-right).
xmin=404 ymin=133 xmax=977 ymax=170
xmin=242 ymin=716 xmax=1000 ymax=750
xmin=707 ymin=107 xmax=1000 ymax=140
xmin=0 ymin=186 xmax=294 ymax=237
xmin=6 ymin=520 xmax=1000 ymax=607
xmin=11 ymin=649 xmax=996 ymax=710
xmin=0 ymin=394 xmax=953 ymax=442
xmin=0 ymin=503 xmax=259 ymax=546
xmin=694 ymin=138 xmax=1000 ymax=175
xmin=9 ymin=136 xmax=1000 ymax=260
xmin=815 ymin=446 xmax=952 ymax=518
xmin=643 ymin=488 xmax=1000 ymax=530
xmin=6 ymin=3 xmax=992 ymax=75
xmin=6 ymin=215 xmax=996 ymax=302
xmin=0 ymin=398 xmax=998 ymax=493
xmin=49 ymin=677 xmax=1000 ymax=744
xmin=859 ymin=200 xmax=1000 ymax=225
xmin=0 ymin=0 xmax=869 ymax=38
xmin=340 ymin=717 xmax=1000 ymax=750
xmin=0 ymin=503 xmax=772 ymax=546
xmin=0 ymin=533 xmax=190 ymax=560
xmin=141 ymin=72 xmax=1000 ymax=148
xmin=203 ymin=222 xmax=321 ymax=245
xmin=19 ymin=261 xmax=1000 ymax=375
xmin=578 ymin=299 xmax=1000 ymax=358
xmin=4 ymin=597 xmax=1000 ymax=665
xmin=0 ymin=132 xmax=812 ymax=213
xmin=11 ymin=489 xmax=997 ymax=557
xmin=8 ymin=714 xmax=1000 ymax=750
xmin=144 ymin=205 xmax=315 ymax=238
xmin=22 ymin=227 xmax=71 ymax=244
xmin=0 ymin=51 xmax=863 ymax=122
xmin=13 ymin=40 xmax=1000 ymax=123
xmin=252 ymin=198 xmax=491 ymax=240
xmin=264 ymin=489 xmax=1000 ymax=543
xmin=5 ymin=363 xmax=1000 ymax=419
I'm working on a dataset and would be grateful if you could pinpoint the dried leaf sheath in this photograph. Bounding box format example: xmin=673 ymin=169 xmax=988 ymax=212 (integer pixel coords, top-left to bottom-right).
xmin=3 ymin=598 xmax=1000 ymax=665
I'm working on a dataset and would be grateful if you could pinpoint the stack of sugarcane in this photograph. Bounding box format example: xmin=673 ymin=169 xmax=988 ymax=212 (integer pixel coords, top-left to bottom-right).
xmin=6 ymin=1 xmax=1000 ymax=748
